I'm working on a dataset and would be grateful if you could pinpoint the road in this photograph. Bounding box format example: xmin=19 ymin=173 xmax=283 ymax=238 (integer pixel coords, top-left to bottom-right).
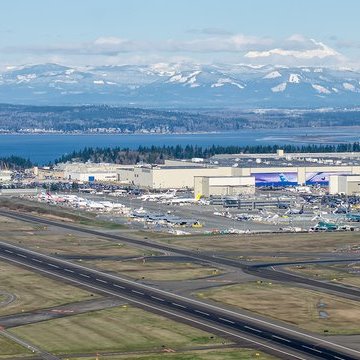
xmin=0 ymin=240 xmax=359 ymax=360
xmin=1 ymin=210 xmax=360 ymax=301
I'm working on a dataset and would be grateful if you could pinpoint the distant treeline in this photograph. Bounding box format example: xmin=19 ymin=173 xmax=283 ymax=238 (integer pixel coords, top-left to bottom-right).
xmin=55 ymin=142 xmax=360 ymax=165
xmin=0 ymin=156 xmax=33 ymax=169
xmin=3 ymin=104 xmax=360 ymax=133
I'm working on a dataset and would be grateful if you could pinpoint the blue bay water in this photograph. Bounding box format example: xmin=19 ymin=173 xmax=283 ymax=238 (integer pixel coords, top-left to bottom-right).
xmin=0 ymin=127 xmax=359 ymax=165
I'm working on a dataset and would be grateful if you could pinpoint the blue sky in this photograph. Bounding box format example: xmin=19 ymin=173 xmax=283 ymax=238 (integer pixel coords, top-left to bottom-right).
xmin=1 ymin=0 xmax=360 ymax=68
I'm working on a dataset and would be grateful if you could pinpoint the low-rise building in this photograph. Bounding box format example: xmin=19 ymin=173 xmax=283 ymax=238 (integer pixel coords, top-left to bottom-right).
xmin=329 ymin=174 xmax=360 ymax=195
xmin=0 ymin=170 xmax=12 ymax=182
xmin=67 ymin=171 xmax=119 ymax=182
xmin=132 ymin=166 xmax=232 ymax=189
xmin=194 ymin=176 xmax=255 ymax=197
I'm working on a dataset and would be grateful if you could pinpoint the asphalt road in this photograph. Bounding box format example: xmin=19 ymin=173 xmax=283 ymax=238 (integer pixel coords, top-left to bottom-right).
xmin=1 ymin=210 xmax=360 ymax=301
xmin=0 ymin=240 xmax=359 ymax=360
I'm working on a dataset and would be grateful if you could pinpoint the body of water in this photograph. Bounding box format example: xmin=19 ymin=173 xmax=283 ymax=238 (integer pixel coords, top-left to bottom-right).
xmin=0 ymin=127 xmax=359 ymax=165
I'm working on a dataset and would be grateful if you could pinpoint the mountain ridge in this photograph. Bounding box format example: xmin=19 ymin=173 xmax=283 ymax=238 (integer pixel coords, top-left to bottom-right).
xmin=1 ymin=63 xmax=360 ymax=108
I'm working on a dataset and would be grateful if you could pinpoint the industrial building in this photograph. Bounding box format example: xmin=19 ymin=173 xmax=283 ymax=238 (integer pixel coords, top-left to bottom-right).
xmin=329 ymin=175 xmax=360 ymax=195
xmin=194 ymin=176 xmax=255 ymax=197
xmin=0 ymin=170 xmax=12 ymax=182
xmin=129 ymin=166 xmax=232 ymax=189
xmin=55 ymin=162 xmax=133 ymax=183
xmin=117 ymin=163 xmax=360 ymax=190
xmin=55 ymin=151 xmax=360 ymax=193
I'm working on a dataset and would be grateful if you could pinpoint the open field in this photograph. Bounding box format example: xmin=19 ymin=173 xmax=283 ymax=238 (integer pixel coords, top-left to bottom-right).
xmin=70 ymin=348 xmax=276 ymax=360
xmin=0 ymin=198 xmax=125 ymax=229
xmin=0 ymin=261 xmax=96 ymax=316
xmin=198 ymin=282 xmax=360 ymax=335
xmin=159 ymin=232 xmax=360 ymax=255
xmin=0 ymin=230 xmax=152 ymax=258
xmin=0 ymin=335 xmax=32 ymax=359
xmin=285 ymin=264 xmax=360 ymax=288
xmin=83 ymin=259 xmax=222 ymax=281
xmin=10 ymin=306 xmax=229 ymax=355
xmin=0 ymin=215 xmax=36 ymax=232
xmin=0 ymin=209 xmax=157 ymax=259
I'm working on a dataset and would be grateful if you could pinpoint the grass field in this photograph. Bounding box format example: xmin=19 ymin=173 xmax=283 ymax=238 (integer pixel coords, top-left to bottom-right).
xmin=0 ymin=335 xmax=32 ymax=358
xmin=0 ymin=209 xmax=158 ymax=259
xmin=198 ymin=282 xmax=360 ymax=335
xmin=0 ymin=197 xmax=125 ymax=229
xmin=84 ymin=259 xmax=222 ymax=281
xmin=158 ymin=232 xmax=360 ymax=257
xmin=0 ymin=261 xmax=96 ymax=316
xmin=0 ymin=215 xmax=36 ymax=232
xmin=285 ymin=264 xmax=360 ymax=288
xmin=1 ymin=231 xmax=151 ymax=258
xmin=70 ymin=348 xmax=276 ymax=360
xmin=10 ymin=306 xmax=230 ymax=355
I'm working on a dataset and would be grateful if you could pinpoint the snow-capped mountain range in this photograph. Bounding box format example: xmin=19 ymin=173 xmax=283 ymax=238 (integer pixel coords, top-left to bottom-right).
xmin=1 ymin=63 xmax=360 ymax=108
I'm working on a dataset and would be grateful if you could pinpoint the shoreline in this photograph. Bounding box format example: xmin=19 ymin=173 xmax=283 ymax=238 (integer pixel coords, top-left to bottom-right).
xmin=1 ymin=125 xmax=360 ymax=136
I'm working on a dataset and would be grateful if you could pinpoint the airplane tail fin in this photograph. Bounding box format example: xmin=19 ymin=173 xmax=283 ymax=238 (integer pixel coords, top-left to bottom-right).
xmin=279 ymin=173 xmax=289 ymax=183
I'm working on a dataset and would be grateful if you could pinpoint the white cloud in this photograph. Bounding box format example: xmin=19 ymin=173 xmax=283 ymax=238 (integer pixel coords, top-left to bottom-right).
xmin=93 ymin=37 xmax=128 ymax=46
xmin=245 ymin=39 xmax=339 ymax=59
xmin=0 ymin=33 xmax=351 ymax=68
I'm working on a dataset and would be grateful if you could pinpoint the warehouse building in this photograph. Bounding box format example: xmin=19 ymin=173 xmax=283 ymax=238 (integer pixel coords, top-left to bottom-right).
xmin=57 ymin=162 xmax=133 ymax=183
xmin=232 ymin=165 xmax=360 ymax=187
xmin=0 ymin=170 xmax=12 ymax=182
xmin=68 ymin=171 xmax=119 ymax=182
xmin=56 ymin=151 xmax=360 ymax=190
xmin=329 ymin=175 xmax=360 ymax=195
xmin=131 ymin=166 xmax=232 ymax=189
xmin=117 ymin=163 xmax=360 ymax=190
xmin=194 ymin=176 xmax=255 ymax=197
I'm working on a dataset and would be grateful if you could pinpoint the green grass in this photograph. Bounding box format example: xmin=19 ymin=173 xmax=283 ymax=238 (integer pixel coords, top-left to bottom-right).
xmin=85 ymin=259 xmax=222 ymax=281
xmin=79 ymin=219 xmax=126 ymax=229
xmin=157 ymin=231 xmax=360 ymax=257
xmin=0 ymin=335 xmax=32 ymax=358
xmin=198 ymin=282 xmax=360 ymax=335
xmin=0 ymin=197 xmax=125 ymax=229
xmin=285 ymin=264 xmax=360 ymax=288
xmin=71 ymin=348 xmax=276 ymax=360
xmin=0 ymin=261 xmax=97 ymax=316
xmin=10 ymin=306 xmax=229 ymax=355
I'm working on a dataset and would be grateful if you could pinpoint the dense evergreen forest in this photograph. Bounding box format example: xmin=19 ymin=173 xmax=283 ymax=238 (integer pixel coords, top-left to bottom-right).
xmin=55 ymin=143 xmax=360 ymax=165
xmin=0 ymin=156 xmax=33 ymax=169
xmin=2 ymin=104 xmax=360 ymax=133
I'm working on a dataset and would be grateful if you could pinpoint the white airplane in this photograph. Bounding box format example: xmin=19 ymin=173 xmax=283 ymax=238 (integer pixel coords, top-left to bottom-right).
xmin=138 ymin=190 xmax=177 ymax=201
xmin=285 ymin=205 xmax=305 ymax=215
xmin=87 ymin=201 xmax=105 ymax=210
xmin=38 ymin=192 xmax=66 ymax=203
xmin=166 ymin=193 xmax=204 ymax=205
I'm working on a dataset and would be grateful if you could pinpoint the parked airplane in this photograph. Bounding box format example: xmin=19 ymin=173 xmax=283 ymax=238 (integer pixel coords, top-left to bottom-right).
xmin=138 ymin=190 xmax=177 ymax=201
xmin=166 ymin=193 xmax=203 ymax=205
xmin=285 ymin=205 xmax=304 ymax=215
xmin=346 ymin=213 xmax=360 ymax=222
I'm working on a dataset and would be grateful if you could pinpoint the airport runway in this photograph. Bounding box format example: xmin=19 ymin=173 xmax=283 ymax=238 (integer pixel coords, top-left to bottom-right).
xmin=0 ymin=240 xmax=359 ymax=360
xmin=1 ymin=210 xmax=360 ymax=301
xmin=251 ymin=258 xmax=360 ymax=268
